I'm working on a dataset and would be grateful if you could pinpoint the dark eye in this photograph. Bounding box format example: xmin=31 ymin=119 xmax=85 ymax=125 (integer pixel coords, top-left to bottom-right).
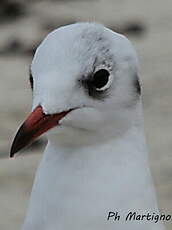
xmin=29 ymin=72 xmax=33 ymax=90
xmin=92 ymin=69 xmax=110 ymax=90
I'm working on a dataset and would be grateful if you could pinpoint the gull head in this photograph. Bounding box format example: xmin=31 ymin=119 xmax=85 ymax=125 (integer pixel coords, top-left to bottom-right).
xmin=10 ymin=22 xmax=141 ymax=156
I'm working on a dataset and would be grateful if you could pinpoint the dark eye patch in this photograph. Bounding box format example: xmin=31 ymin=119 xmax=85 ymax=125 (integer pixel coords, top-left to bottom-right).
xmin=134 ymin=74 xmax=141 ymax=95
xmin=29 ymin=72 xmax=33 ymax=90
xmin=81 ymin=69 xmax=111 ymax=100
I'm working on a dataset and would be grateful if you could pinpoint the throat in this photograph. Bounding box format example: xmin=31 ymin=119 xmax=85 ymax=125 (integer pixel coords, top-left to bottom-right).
xmin=23 ymin=127 xmax=164 ymax=230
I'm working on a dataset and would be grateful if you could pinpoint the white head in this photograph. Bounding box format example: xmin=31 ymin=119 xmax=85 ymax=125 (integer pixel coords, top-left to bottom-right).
xmin=10 ymin=22 xmax=141 ymax=156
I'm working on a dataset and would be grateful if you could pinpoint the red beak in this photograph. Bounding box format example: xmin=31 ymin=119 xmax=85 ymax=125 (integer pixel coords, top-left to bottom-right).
xmin=10 ymin=106 xmax=72 ymax=158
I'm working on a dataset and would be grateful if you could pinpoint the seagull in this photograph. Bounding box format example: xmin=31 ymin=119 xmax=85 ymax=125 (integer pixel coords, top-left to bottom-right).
xmin=10 ymin=22 xmax=165 ymax=230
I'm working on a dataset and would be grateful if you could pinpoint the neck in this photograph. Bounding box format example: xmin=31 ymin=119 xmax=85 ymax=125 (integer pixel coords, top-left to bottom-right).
xmin=22 ymin=113 xmax=164 ymax=230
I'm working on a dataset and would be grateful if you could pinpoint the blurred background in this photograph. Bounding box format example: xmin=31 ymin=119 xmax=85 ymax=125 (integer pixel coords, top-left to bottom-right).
xmin=0 ymin=0 xmax=172 ymax=229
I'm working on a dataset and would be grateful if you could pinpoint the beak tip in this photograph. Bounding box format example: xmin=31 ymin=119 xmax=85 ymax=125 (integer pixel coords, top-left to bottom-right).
xmin=9 ymin=153 xmax=14 ymax=158
xmin=10 ymin=143 xmax=17 ymax=158
xmin=9 ymin=123 xmax=29 ymax=158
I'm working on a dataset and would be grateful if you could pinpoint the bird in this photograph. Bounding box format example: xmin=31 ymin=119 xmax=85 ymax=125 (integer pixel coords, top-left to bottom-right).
xmin=10 ymin=22 xmax=165 ymax=230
